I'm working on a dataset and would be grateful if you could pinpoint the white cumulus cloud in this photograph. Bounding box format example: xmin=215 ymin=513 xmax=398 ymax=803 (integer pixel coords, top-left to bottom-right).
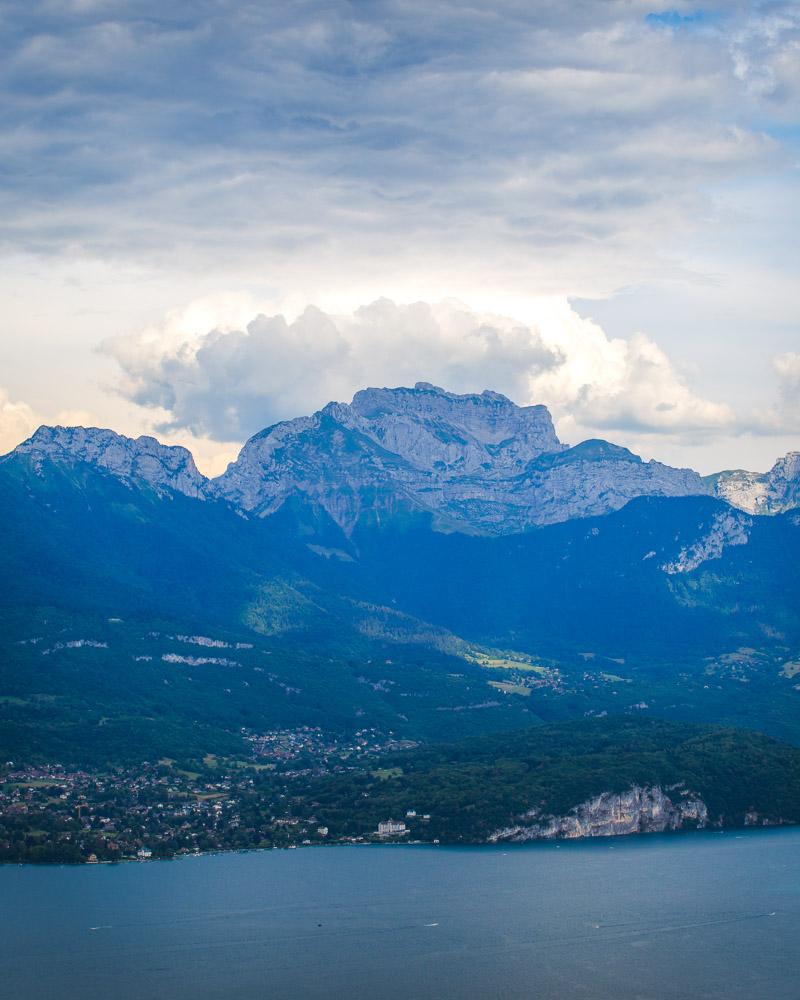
xmin=0 ymin=388 xmax=40 ymax=456
xmin=102 ymin=297 xmax=735 ymax=448
xmin=528 ymin=305 xmax=736 ymax=437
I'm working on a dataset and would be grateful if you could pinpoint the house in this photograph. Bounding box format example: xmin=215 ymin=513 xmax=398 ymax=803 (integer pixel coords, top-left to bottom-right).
xmin=137 ymin=847 xmax=153 ymax=860
xmin=377 ymin=819 xmax=408 ymax=837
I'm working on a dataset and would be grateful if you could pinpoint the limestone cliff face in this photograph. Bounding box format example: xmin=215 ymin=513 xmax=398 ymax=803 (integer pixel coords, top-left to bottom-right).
xmin=7 ymin=425 xmax=208 ymax=499
xmin=710 ymin=452 xmax=800 ymax=515
xmin=213 ymin=383 xmax=708 ymax=534
xmin=488 ymin=785 xmax=709 ymax=842
xmin=346 ymin=383 xmax=563 ymax=476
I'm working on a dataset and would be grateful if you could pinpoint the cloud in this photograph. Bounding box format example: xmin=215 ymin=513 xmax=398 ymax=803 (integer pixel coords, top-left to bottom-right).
xmin=2 ymin=1 xmax=797 ymax=478
xmin=0 ymin=388 xmax=40 ymax=455
xmin=102 ymin=298 xmax=561 ymax=439
xmin=730 ymin=3 xmax=800 ymax=106
xmin=102 ymin=296 xmax=734 ymax=444
xmin=774 ymin=350 xmax=800 ymax=385
xmin=527 ymin=306 xmax=736 ymax=436
xmin=731 ymin=351 xmax=800 ymax=439
xmin=773 ymin=351 xmax=800 ymax=426
xmin=0 ymin=1 xmax=793 ymax=298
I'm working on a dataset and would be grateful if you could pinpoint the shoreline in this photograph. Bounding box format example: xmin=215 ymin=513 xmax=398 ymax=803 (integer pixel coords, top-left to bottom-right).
xmin=3 ymin=821 xmax=797 ymax=868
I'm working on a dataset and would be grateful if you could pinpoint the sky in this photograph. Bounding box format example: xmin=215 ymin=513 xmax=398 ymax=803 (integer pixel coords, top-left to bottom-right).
xmin=0 ymin=0 xmax=798 ymax=476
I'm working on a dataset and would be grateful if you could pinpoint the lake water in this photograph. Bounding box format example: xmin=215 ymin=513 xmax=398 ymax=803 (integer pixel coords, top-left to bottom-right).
xmin=2 ymin=829 xmax=799 ymax=1000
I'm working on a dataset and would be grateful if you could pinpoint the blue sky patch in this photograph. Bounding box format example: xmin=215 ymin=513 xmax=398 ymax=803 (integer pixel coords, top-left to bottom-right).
xmin=646 ymin=10 xmax=709 ymax=29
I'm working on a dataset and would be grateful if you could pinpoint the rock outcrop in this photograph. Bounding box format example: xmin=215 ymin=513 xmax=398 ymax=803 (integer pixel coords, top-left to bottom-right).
xmin=661 ymin=508 xmax=752 ymax=574
xmin=6 ymin=425 xmax=208 ymax=499
xmin=709 ymin=451 xmax=800 ymax=515
xmin=489 ymin=785 xmax=709 ymax=842
xmin=212 ymin=383 xmax=708 ymax=534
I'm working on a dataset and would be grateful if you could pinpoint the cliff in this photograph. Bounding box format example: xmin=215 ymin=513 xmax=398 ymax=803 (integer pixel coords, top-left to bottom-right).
xmin=489 ymin=785 xmax=709 ymax=842
xmin=212 ymin=383 xmax=707 ymax=534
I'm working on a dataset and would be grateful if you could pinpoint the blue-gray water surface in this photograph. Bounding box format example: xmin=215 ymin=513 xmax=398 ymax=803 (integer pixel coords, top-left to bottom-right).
xmin=2 ymin=828 xmax=799 ymax=1000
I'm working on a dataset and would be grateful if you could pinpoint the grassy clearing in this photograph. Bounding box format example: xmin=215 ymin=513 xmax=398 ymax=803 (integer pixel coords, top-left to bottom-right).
xmin=455 ymin=642 xmax=551 ymax=676
xmin=467 ymin=654 xmax=547 ymax=674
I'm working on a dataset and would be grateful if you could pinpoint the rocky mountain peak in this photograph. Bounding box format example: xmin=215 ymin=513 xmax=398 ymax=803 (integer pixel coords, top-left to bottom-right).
xmin=340 ymin=381 xmax=564 ymax=476
xmin=8 ymin=425 xmax=208 ymax=499
xmin=349 ymin=381 xmax=551 ymax=432
xmin=213 ymin=384 xmax=708 ymax=534
xmin=774 ymin=451 xmax=800 ymax=481
xmin=709 ymin=450 xmax=800 ymax=515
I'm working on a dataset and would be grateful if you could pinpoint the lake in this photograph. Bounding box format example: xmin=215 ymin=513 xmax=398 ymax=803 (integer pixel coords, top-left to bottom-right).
xmin=2 ymin=828 xmax=799 ymax=999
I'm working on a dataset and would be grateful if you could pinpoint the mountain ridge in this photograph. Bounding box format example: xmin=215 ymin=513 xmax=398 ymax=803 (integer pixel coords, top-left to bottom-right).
xmin=213 ymin=383 xmax=710 ymax=533
xmin=3 ymin=382 xmax=734 ymax=536
xmin=8 ymin=424 xmax=208 ymax=500
xmin=4 ymin=383 xmax=798 ymax=535
xmin=2 ymin=418 xmax=800 ymax=761
xmin=709 ymin=451 xmax=800 ymax=515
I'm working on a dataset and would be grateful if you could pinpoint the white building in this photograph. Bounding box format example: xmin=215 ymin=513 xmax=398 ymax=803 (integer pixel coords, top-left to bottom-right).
xmin=377 ymin=819 xmax=408 ymax=837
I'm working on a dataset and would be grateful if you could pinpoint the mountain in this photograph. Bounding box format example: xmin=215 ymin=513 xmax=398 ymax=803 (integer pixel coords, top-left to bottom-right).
xmin=2 ymin=383 xmax=800 ymax=766
xmin=2 ymin=388 xmax=798 ymax=674
xmin=4 ymin=386 xmax=799 ymax=869
xmin=212 ymin=382 xmax=707 ymax=534
xmin=2 ymin=446 xmax=800 ymax=762
xmin=709 ymin=451 xmax=800 ymax=515
xmin=7 ymin=385 xmax=710 ymax=537
xmin=14 ymin=425 xmax=208 ymax=499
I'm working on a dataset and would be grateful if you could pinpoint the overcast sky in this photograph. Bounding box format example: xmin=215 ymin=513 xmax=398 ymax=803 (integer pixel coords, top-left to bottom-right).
xmin=0 ymin=0 xmax=798 ymax=474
